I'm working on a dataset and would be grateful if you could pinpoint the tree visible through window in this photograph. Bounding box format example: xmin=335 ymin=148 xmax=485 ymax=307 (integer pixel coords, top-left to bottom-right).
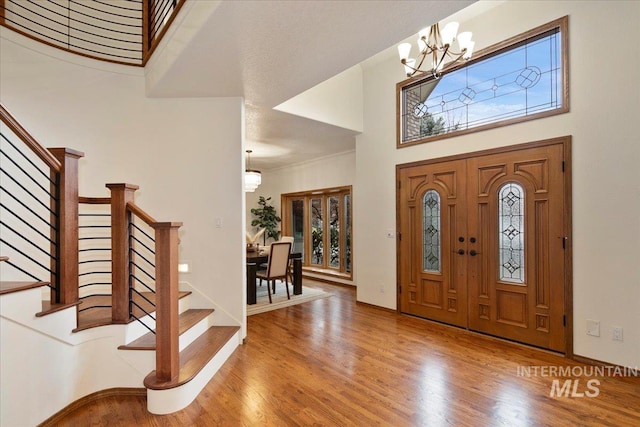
xmin=282 ymin=187 xmax=352 ymax=277
xmin=398 ymin=16 xmax=568 ymax=147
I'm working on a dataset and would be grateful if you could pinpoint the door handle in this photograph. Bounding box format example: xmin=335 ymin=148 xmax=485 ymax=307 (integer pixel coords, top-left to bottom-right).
xmin=457 ymin=249 xmax=465 ymax=255
xmin=469 ymin=250 xmax=479 ymax=256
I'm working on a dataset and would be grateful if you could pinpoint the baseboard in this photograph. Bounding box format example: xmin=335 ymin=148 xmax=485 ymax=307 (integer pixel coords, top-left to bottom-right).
xmin=38 ymin=388 xmax=146 ymax=426
xmin=572 ymin=354 xmax=639 ymax=377
xmin=355 ymin=300 xmax=397 ymax=313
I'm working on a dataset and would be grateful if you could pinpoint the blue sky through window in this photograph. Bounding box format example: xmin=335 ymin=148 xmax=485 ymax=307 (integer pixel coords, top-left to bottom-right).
xmin=401 ymin=27 xmax=563 ymax=143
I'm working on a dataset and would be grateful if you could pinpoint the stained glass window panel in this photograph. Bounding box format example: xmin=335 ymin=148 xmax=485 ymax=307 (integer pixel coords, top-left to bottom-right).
xmin=399 ymin=21 xmax=566 ymax=145
xmin=423 ymin=190 xmax=441 ymax=273
xmin=499 ymin=182 xmax=525 ymax=283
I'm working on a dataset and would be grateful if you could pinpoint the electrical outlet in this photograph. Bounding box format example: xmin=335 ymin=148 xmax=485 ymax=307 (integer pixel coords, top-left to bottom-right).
xmin=612 ymin=326 xmax=624 ymax=342
xmin=379 ymin=285 xmax=385 ymax=294
xmin=586 ymin=319 xmax=600 ymax=337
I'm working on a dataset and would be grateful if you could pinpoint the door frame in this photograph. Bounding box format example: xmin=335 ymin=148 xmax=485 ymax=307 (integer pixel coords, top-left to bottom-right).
xmin=395 ymin=136 xmax=573 ymax=357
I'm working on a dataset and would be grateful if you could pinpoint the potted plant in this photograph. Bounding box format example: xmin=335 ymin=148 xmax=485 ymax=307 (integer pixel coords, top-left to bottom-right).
xmin=250 ymin=196 xmax=281 ymax=245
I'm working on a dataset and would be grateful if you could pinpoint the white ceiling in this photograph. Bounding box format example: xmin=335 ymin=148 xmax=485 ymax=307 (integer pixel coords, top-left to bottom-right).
xmin=147 ymin=0 xmax=475 ymax=170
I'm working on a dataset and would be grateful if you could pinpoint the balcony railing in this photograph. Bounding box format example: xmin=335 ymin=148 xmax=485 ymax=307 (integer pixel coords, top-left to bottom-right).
xmin=0 ymin=0 xmax=185 ymax=66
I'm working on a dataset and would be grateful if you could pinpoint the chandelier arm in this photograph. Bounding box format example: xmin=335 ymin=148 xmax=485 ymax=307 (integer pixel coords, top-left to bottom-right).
xmin=401 ymin=59 xmax=421 ymax=76
xmin=444 ymin=48 xmax=465 ymax=58
xmin=412 ymin=50 xmax=431 ymax=75
xmin=434 ymin=44 xmax=451 ymax=73
xmin=443 ymin=51 xmax=467 ymax=71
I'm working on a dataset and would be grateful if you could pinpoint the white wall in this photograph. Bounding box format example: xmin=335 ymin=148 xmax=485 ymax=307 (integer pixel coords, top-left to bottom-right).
xmin=246 ymin=150 xmax=356 ymax=280
xmin=0 ymin=29 xmax=246 ymax=332
xmin=355 ymin=1 xmax=640 ymax=368
xmin=274 ymin=65 xmax=364 ymax=132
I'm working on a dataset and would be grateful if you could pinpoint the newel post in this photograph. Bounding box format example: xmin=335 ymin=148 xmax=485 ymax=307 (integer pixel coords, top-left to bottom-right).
xmin=49 ymin=148 xmax=84 ymax=305
xmin=153 ymin=221 xmax=182 ymax=382
xmin=107 ymin=183 xmax=139 ymax=323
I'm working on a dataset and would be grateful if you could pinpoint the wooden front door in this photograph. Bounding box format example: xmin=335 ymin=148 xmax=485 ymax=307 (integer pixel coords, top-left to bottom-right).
xmin=398 ymin=139 xmax=569 ymax=352
xmin=398 ymin=159 xmax=468 ymax=327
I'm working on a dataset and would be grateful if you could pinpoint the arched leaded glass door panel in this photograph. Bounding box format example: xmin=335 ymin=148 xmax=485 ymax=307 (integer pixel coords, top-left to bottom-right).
xmin=422 ymin=190 xmax=441 ymax=273
xmin=498 ymin=182 xmax=525 ymax=283
xmin=397 ymin=159 xmax=468 ymax=328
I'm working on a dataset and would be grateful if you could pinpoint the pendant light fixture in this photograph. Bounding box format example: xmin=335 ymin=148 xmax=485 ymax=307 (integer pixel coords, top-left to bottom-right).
xmin=245 ymin=150 xmax=261 ymax=192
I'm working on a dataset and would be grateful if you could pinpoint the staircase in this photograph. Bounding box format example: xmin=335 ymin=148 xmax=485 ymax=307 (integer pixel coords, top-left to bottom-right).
xmin=0 ymin=104 xmax=241 ymax=425
xmin=0 ymin=277 xmax=240 ymax=420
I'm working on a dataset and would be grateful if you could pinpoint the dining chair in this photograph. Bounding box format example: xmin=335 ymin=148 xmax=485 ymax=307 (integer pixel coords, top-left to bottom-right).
xmin=258 ymin=236 xmax=295 ymax=287
xmin=256 ymin=241 xmax=291 ymax=303
xmin=279 ymin=236 xmax=295 ymax=283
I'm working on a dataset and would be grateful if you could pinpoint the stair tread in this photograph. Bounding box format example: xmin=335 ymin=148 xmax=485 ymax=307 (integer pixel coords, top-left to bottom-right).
xmin=74 ymin=291 xmax=192 ymax=331
xmin=37 ymin=300 xmax=82 ymax=317
xmin=144 ymin=325 xmax=240 ymax=390
xmin=0 ymin=281 xmax=48 ymax=295
xmin=118 ymin=308 xmax=215 ymax=350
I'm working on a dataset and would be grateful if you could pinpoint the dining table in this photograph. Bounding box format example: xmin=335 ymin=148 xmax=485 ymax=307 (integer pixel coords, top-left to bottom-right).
xmin=246 ymin=251 xmax=302 ymax=305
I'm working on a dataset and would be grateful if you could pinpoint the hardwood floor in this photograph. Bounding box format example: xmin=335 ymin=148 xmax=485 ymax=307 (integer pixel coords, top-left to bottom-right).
xmin=48 ymin=281 xmax=639 ymax=426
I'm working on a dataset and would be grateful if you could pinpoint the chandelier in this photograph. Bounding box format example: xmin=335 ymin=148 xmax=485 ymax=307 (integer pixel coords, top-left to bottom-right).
xmin=398 ymin=22 xmax=475 ymax=79
xmin=244 ymin=150 xmax=261 ymax=192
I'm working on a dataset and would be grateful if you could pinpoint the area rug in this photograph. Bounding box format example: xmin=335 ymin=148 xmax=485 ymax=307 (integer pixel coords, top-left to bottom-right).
xmin=247 ymin=282 xmax=332 ymax=316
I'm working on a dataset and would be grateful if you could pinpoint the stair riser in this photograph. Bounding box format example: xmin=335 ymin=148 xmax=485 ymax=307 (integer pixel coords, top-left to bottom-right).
xmin=146 ymin=329 xmax=241 ymax=415
xmin=1 ymin=288 xmax=44 ymax=318
xmin=178 ymin=313 xmax=214 ymax=352
xmin=1 ymin=287 xmax=78 ymax=342
xmin=123 ymin=294 xmax=191 ymax=344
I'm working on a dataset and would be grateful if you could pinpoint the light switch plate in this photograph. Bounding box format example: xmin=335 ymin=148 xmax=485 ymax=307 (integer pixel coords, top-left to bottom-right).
xmin=586 ymin=319 xmax=600 ymax=337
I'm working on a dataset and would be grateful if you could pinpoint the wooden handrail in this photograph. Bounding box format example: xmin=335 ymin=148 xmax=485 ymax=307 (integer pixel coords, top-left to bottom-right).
xmin=127 ymin=202 xmax=158 ymax=226
xmin=79 ymin=196 xmax=111 ymax=205
xmin=0 ymin=104 xmax=61 ymax=172
xmin=0 ymin=103 xmax=82 ymax=306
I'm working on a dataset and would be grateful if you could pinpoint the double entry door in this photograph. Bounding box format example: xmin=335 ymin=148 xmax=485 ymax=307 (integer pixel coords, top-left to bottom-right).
xmin=397 ymin=140 xmax=568 ymax=352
